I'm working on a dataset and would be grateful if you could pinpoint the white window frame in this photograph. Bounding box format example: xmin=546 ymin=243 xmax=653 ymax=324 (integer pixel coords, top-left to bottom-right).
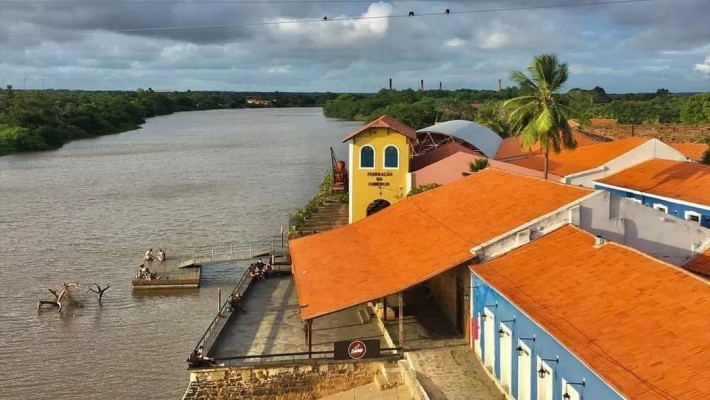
xmin=383 ymin=145 xmax=400 ymax=169
xmin=685 ymin=210 xmax=701 ymax=224
xmin=653 ymin=203 xmax=668 ymax=213
xmin=628 ymin=198 xmax=642 ymax=204
xmin=359 ymin=145 xmax=376 ymax=169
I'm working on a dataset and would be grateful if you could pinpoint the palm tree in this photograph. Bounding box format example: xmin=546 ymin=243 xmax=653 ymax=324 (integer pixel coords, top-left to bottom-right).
xmin=504 ymin=54 xmax=585 ymax=179
xmin=463 ymin=158 xmax=489 ymax=176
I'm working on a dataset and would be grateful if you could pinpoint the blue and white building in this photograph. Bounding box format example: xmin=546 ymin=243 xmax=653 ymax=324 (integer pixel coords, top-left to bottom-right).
xmin=470 ymin=225 xmax=709 ymax=400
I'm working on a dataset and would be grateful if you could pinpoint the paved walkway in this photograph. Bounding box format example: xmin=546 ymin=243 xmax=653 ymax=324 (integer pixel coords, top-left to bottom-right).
xmin=319 ymin=383 xmax=411 ymax=400
xmin=210 ymin=275 xmax=387 ymax=363
xmin=380 ymin=287 xmax=504 ymax=400
xmin=408 ymin=346 xmax=504 ymax=400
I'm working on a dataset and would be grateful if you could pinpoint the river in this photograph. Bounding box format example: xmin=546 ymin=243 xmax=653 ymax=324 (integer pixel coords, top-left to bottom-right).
xmin=0 ymin=108 xmax=360 ymax=399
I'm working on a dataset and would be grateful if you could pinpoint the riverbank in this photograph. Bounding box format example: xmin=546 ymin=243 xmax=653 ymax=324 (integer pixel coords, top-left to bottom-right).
xmin=0 ymin=89 xmax=338 ymax=156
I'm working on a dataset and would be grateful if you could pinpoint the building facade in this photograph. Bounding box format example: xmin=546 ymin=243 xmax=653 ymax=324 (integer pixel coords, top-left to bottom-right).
xmin=470 ymin=225 xmax=710 ymax=400
xmin=594 ymin=159 xmax=710 ymax=228
xmin=344 ymin=116 xmax=415 ymax=223
xmin=473 ymin=274 xmax=622 ymax=400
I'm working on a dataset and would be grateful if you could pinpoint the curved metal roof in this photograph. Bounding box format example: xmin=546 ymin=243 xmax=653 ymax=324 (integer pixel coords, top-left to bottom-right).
xmin=417 ymin=120 xmax=503 ymax=158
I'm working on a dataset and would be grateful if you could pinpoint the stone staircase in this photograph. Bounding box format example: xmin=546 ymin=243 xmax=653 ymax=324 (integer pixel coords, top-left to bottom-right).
xmin=298 ymin=202 xmax=349 ymax=232
xmin=374 ymin=362 xmax=403 ymax=391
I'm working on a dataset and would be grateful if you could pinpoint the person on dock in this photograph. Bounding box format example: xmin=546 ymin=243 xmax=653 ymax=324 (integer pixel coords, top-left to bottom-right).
xmin=249 ymin=263 xmax=261 ymax=280
xmin=144 ymin=248 xmax=154 ymax=261
xmin=264 ymin=260 xmax=274 ymax=279
xmin=192 ymin=345 xmax=222 ymax=367
xmin=227 ymin=293 xmax=244 ymax=312
xmin=157 ymin=249 xmax=166 ymax=261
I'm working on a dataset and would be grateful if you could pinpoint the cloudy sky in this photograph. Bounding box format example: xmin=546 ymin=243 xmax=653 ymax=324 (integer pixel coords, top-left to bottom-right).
xmin=0 ymin=0 xmax=708 ymax=93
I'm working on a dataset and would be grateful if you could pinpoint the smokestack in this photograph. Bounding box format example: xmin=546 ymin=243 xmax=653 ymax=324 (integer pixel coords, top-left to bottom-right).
xmin=439 ymin=82 xmax=442 ymax=91
xmin=498 ymin=78 xmax=502 ymax=92
xmin=420 ymin=80 xmax=424 ymax=91
xmin=389 ymin=78 xmax=392 ymax=90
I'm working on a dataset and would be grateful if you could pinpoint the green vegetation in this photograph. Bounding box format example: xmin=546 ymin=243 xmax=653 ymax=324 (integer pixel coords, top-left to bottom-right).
xmin=323 ymin=85 xmax=709 ymax=134
xmin=407 ymin=183 xmax=441 ymax=197
xmin=288 ymin=171 xmax=347 ymax=230
xmin=0 ymin=87 xmax=338 ymax=156
xmin=504 ymin=54 xmax=589 ymax=179
xmin=467 ymin=158 xmax=490 ymax=173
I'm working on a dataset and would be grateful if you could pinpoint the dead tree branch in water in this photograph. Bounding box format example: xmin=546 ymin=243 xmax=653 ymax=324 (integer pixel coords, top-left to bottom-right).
xmin=37 ymin=283 xmax=74 ymax=312
xmin=87 ymin=283 xmax=110 ymax=301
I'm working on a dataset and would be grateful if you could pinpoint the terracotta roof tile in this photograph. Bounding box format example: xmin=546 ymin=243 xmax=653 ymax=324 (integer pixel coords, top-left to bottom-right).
xmin=411 ymin=142 xmax=481 ymax=171
xmin=596 ymin=158 xmax=710 ymax=206
xmin=474 ymin=226 xmax=710 ymax=400
xmin=684 ymin=248 xmax=710 ymax=277
xmin=289 ymin=169 xmax=591 ymax=319
xmin=493 ymin=137 xmax=540 ymax=160
xmin=342 ymin=115 xmax=417 ymax=142
xmin=506 ymin=137 xmax=649 ymax=176
xmin=494 ymin=131 xmax=599 ymax=161
xmin=670 ymin=142 xmax=709 ymax=163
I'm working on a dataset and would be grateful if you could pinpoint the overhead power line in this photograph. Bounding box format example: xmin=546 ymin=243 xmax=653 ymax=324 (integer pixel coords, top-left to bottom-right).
xmin=0 ymin=0 xmax=661 ymax=38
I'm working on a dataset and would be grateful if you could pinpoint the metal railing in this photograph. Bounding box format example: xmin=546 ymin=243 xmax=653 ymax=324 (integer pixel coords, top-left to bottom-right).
xmin=177 ymin=235 xmax=289 ymax=265
xmin=208 ymin=347 xmax=402 ymax=368
xmin=189 ymin=268 xmax=252 ymax=359
xmin=188 ymin=265 xmax=294 ymax=363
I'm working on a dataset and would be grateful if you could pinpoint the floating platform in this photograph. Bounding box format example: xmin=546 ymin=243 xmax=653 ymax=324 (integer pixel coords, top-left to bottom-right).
xmin=132 ymin=258 xmax=202 ymax=289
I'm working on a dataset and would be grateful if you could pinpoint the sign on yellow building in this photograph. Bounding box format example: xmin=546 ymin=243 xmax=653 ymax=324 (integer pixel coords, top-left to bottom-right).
xmin=343 ymin=115 xmax=416 ymax=223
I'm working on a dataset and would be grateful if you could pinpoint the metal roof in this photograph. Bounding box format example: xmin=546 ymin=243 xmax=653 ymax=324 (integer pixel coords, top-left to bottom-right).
xmin=417 ymin=120 xmax=503 ymax=158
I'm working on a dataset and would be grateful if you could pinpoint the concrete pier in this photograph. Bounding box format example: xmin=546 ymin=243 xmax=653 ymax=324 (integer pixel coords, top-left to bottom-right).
xmin=210 ymin=275 xmax=388 ymax=364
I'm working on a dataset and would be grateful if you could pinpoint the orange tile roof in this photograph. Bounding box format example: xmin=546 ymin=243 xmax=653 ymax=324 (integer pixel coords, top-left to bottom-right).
xmin=342 ymin=115 xmax=417 ymax=142
xmin=506 ymin=137 xmax=649 ymax=176
xmin=685 ymin=248 xmax=710 ymax=277
xmin=494 ymin=131 xmax=599 ymax=161
xmin=670 ymin=142 xmax=709 ymax=163
xmin=289 ymin=169 xmax=591 ymax=319
xmin=494 ymin=137 xmax=540 ymax=160
xmin=410 ymin=141 xmax=481 ymax=171
xmin=474 ymin=226 xmax=710 ymax=400
xmin=596 ymin=158 xmax=710 ymax=206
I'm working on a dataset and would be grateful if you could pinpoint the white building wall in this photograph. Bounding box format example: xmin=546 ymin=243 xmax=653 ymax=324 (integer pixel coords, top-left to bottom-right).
xmin=564 ymin=139 xmax=688 ymax=188
xmin=577 ymin=190 xmax=710 ymax=266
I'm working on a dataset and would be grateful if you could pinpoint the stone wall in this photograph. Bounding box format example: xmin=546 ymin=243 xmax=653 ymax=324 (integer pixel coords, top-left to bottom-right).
xmin=583 ymin=124 xmax=709 ymax=143
xmin=183 ymin=359 xmax=385 ymax=400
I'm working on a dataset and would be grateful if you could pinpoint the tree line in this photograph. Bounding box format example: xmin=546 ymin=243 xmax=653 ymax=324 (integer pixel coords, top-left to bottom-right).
xmin=0 ymin=88 xmax=338 ymax=156
xmin=323 ymin=87 xmax=710 ymax=134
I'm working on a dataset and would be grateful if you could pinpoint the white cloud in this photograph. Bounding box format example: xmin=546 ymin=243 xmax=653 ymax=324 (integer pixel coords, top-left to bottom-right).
xmin=266 ymin=2 xmax=393 ymax=47
xmin=693 ymin=56 xmax=710 ymax=75
xmin=262 ymin=65 xmax=293 ymax=74
xmin=445 ymin=38 xmax=466 ymax=47
xmin=478 ymin=31 xmax=514 ymax=50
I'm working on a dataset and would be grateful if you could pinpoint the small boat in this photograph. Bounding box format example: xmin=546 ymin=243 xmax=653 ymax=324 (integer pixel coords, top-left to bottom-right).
xmin=132 ymin=258 xmax=202 ymax=289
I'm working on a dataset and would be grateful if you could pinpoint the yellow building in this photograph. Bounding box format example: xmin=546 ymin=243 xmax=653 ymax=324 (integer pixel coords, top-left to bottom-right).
xmin=343 ymin=115 xmax=416 ymax=223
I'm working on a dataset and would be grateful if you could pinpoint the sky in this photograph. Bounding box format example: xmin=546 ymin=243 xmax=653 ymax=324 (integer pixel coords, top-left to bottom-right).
xmin=0 ymin=0 xmax=709 ymax=93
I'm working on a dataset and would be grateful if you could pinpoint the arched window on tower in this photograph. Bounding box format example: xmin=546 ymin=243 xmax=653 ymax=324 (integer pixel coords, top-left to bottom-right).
xmin=384 ymin=146 xmax=399 ymax=168
xmin=360 ymin=146 xmax=375 ymax=168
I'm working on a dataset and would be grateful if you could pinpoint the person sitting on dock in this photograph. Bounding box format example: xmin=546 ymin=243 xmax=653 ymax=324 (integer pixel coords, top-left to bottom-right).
xmin=249 ymin=263 xmax=261 ymax=280
xmin=227 ymin=293 xmax=244 ymax=312
xmin=157 ymin=249 xmax=166 ymax=261
xmin=144 ymin=248 xmax=154 ymax=261
xmin=138 ymin=264 xmax=149 ymax=279
xmin=193 ymin=345 xmax=221 ymax=367
xmin=263 ymin=260 xmax=274 ymax=279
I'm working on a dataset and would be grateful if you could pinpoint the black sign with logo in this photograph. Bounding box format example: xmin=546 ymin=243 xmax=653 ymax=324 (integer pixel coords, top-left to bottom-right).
xmin=334 ymin=339 xmax=381 ymax=360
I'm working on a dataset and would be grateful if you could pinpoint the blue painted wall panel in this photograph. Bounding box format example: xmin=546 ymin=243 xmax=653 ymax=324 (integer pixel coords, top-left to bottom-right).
xmin=595 ymin=185 xmax=709 ymax=228
xmin=472 ymin=274 xmax=624 ymax=400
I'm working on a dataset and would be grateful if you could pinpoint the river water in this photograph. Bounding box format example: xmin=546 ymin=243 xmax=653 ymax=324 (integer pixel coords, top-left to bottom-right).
xmin=0 ymin=108 xmax=359 ymax=399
